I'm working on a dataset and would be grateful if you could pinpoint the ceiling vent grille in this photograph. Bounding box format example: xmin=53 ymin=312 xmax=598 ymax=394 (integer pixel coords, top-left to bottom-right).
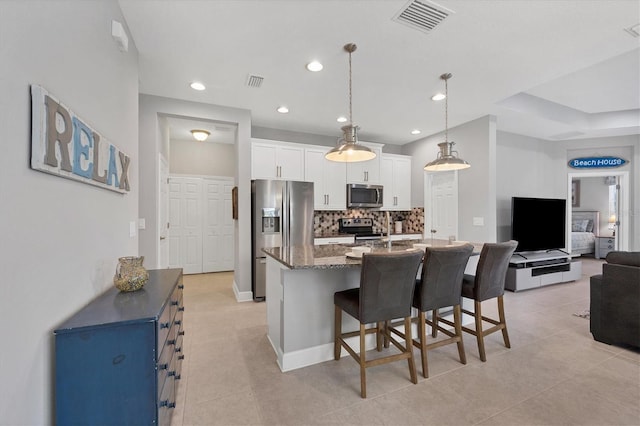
xmin=392 ymin=0 xmax=454 ymax=34
xmin=246 ymin=74 xmax=264 ymax=88
xmin=624 ymin=23 xmax=640 ymax=38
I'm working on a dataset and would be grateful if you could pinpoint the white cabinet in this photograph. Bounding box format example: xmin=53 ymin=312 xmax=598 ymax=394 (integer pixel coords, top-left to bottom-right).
xmin=388 ymin=233 xmax=422 ymax=241
xmin=380 ymin=154 xmax=411 ymax=210
xmin=305 ymin=147 xmax=346 ymax=210
xmin=595 ymin=236 xmax=615 ymax=259
xmin=346 ymin=143 xmax=382 ymax=184
xmin=252 ymin=138 xmax=304 ymax=180
xmin=505 ymin=254 xmax=582 ymax=292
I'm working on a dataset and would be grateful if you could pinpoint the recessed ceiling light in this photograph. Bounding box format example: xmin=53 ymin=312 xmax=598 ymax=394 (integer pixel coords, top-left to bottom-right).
xmin=190 ymin=81 xmax=206 ymax=91
xmin=337 ymin=116 xmax=347 ymax=123
xmin=306 ymin=61 xmax=323 ymax=72
xmin=431 ymin=93 xmax=446 ymax=101
xmin=191 ymin=129 xmax=210 ymax=141
xmin=277 ymin=106 xmax=289 ymax=114
xmin=411 ymin=129 xmax=421 ymax=135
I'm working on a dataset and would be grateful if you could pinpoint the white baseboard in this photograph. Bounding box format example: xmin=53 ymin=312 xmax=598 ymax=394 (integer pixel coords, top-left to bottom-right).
xmin=233 ymin=279 xmax=253 ymax=302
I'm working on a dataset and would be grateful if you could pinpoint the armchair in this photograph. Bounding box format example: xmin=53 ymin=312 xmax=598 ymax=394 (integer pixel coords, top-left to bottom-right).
xmin=590 ymin=251 xmax=640 ymax=348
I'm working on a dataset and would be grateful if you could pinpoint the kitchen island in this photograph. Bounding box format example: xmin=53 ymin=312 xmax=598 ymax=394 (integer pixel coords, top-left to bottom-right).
xmin=263 ymin=240 xmax=481 ymax=372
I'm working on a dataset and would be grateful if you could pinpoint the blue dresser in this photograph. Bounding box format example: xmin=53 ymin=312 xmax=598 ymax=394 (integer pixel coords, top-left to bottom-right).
xmin=55 ymin=268 xmax=184 ymax=425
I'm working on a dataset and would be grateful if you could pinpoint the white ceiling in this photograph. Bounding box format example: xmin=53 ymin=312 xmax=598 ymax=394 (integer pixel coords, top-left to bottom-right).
xmin=119 ymin=0 xmax=640 ymax=146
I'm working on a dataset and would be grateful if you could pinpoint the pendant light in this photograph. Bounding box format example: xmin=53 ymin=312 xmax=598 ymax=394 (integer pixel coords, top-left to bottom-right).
xmin=325 ymin=43 xmax=376 ymax=163
xmin=424 ymin=73 xmax=470 ymax=171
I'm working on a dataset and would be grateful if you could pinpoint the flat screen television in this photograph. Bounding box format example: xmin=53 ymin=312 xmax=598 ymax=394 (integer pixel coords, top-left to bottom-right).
xmin=511 ymin=197 xmax=566 ymax=252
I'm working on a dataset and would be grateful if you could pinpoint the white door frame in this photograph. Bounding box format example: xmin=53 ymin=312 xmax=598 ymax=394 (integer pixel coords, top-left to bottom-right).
xmin=424 ymin=170 xmax=459 ymax=242
xmin=157 ymin=153 xmax=169 ymax=268
xmin=567 ymin=170 xmax=629 ymax=252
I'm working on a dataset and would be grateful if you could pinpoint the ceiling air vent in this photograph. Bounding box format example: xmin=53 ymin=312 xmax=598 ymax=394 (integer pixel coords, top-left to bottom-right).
xmin=246 ymin=74 xmax=264 ymax=88
xmin=392 ymin=0 xmax=454 ymax=34
xmin=624 ymin=23 xmax=640 ymax=38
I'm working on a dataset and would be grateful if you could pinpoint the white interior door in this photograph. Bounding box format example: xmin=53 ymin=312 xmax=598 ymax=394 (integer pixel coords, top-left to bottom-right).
xmin=168 ymin=176 xmax=203 ymax=274
xmin=202 ymin=178 xmax=235 ymax=272
xmin=424 ymin=171 xmax=458 ymax=241
xmin=158 ymin=154 xmax=169 ymax=268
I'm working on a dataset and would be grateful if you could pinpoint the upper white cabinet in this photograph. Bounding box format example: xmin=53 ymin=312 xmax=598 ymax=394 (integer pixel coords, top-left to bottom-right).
xmin=305 ymin=147 xmax=347 ymax=210
xmin=346 ymin=142 xmax=383 ymax=184
xmin=251 ymin=138 xmax=304 ymax=180
xmin=380 ymin=154 xmax=411 ymax=211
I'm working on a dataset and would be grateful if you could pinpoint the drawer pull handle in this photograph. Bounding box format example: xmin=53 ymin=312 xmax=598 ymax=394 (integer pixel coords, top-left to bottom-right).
xmin=178 ymin=284 xmax=184 ymax=289
xmin=171 ymin=300 xmax=179 ymax=306
xmin=160 ymin=400 xmax=176 ymax=408
xmin=178 ymin=331 xmax=185 ymax=336
xmin=159 ymin=363 xmax=168 ymax=370
xmin=168 ymin=339 xmax=176 ymax=345
xmin=178 ymin=355 xmax=185 ymax=360
xmin=178 ymin=307 xmax=185 ymax=312
xmin=168 ymin=370 xmax=176 ymax=377
xmin=175 ymin=374 xmax=181 ymax=380
xmin=160 ymin=322 xmax=170 ymax=329
xmin=174 ymin=320 xmax=182 ymax=326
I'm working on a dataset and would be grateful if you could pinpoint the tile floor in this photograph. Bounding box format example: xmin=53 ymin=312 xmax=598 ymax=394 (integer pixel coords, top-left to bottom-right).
xmin=171 ymin=257 xmax=640 ymax=425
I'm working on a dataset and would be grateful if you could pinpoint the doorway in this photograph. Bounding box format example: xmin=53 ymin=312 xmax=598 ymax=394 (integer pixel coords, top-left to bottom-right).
xmin=567 ymin=171 xmax=629 ymax=253
xmin=168 ymin=176 xmax=234 ymax=274
xmin=424 ymin=170 xmax=459 ymax=242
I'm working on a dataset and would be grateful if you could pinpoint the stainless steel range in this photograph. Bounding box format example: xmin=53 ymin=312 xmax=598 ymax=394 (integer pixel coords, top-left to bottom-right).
xmin=338 ymin=218 xmax=385 ymax=242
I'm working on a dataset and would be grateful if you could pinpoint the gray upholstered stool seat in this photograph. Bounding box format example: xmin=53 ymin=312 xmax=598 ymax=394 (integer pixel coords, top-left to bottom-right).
xmin=460 ymin=240 xmax=518 ymax=361
xmin=405 ymin=244 xmax=474 ymax=378
xmin=334 ymin=250 xmax=423 ymax=398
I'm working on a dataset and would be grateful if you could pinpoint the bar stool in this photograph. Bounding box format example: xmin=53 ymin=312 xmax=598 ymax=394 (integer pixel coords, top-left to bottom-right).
xmin=334 ymin=250 xmax=423 ymax=398
xmin=409 ymin=244 xmax=474 ymax=378
xmin=460 ymin=240 xmax=518 ymax=361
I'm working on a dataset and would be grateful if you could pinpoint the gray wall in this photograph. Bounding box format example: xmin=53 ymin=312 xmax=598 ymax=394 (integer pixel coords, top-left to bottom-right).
xmin=0 ymin=2 xmax=139 ymax=423
xmin=138 ymin=95 xmax=252 ymax=295
xmin=170 ymin=139 xmax=236 ymax=176
xmin=496 ymin=131 xmax=566 ymax=241
xmin=574 ymin=176 xmax=612 ymax=235
xmin=402 ymin=115 xmax=498 ymax=243
xmin=496 ymin=131 xmax=639 ymax=250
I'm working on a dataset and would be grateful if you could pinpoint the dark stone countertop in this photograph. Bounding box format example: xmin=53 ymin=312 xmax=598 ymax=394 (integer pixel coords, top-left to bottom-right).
xmin=262 ymin=240 xmax=482 ymax=270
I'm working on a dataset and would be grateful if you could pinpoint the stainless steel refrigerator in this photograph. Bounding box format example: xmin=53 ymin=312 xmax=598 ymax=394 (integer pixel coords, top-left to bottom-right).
xmin=251 ymin=179 xmax=314 ymax=301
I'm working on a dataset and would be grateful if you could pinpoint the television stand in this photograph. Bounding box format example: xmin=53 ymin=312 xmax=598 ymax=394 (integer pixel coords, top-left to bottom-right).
xmin=505 ymin=251 xmax=581 ymax=292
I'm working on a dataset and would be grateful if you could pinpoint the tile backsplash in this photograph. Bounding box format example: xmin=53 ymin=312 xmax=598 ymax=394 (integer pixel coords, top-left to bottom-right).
xmin=314 ymin=208 xmax=424 ymax=235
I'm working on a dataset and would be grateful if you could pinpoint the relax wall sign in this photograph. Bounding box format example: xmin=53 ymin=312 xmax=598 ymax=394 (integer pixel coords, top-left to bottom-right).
xmin=31 ymin=85 xmax=130 ymax=193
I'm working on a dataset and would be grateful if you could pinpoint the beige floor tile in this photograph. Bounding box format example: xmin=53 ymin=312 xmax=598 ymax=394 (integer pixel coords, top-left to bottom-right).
xmin=175 ymin=258 xmax=640 ymax=426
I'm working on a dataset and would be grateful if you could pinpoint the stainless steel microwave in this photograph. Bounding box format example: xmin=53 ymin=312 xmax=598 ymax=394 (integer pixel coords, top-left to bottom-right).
xmin=346 ymin=183 xmax=383 ymax=208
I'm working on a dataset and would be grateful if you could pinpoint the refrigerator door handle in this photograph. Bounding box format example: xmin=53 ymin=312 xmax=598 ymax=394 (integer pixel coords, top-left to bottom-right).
xmin=282 ymin=183 xmax=289 ymax=247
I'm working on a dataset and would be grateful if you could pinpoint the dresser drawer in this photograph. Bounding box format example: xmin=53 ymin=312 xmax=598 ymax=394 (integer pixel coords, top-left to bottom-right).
xmin=157 ymin=342 xmax=173 ymax=399
xmin=599 ymin=238 xmax=615 ymax=248
xmin=157 ymin=304 xmax=172 ymax=348
xmin=158 ymin=362 xmax=176 ymax=426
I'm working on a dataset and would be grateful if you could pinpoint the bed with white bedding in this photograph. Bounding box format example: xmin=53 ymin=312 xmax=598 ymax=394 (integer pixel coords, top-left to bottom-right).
xmin=571 ymin=211 xmax=599 ymax=255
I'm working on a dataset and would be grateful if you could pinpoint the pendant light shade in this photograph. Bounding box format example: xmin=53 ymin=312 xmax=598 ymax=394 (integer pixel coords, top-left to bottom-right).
xmin=325 ymin=43 xmax=376 ymax=163
xmin=424 ymin=73 xmax=470 ymax=172
xmin=424 ymin=141 xmax=470 ymax=171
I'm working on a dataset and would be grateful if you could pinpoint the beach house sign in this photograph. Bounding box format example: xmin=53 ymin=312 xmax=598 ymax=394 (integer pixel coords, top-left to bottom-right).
xmin=31 ymin=85 xmax=130 ymax=193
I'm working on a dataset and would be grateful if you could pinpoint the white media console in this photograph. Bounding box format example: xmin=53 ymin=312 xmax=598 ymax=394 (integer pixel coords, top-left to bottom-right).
xmin=505 ymin=250 xmax=582 ymax=292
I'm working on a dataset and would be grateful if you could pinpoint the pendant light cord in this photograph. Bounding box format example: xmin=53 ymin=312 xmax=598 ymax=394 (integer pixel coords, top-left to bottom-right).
xmin=348 ymin=47 xmax=353 ymax=126
xmin=444 ymin=76 xmax=448 ymax=143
